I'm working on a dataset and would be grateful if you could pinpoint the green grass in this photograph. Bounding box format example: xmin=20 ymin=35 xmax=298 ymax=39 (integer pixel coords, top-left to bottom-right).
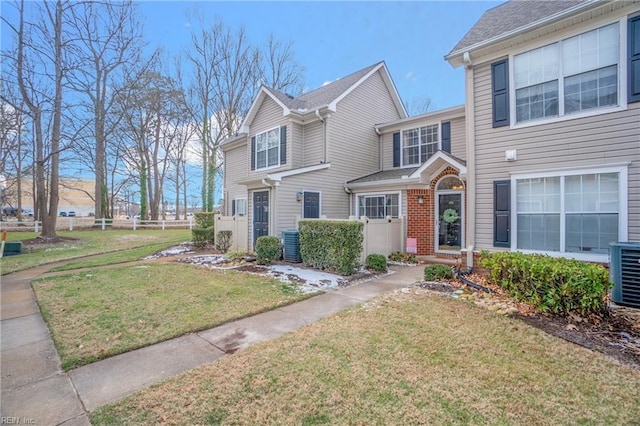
xmin=0 ymin=229 xmax=190 ymax=274
xmin=33 ymin=263 xmax=312 ymax=370
xmin=91 ymin=290 xmax=640 ymax=425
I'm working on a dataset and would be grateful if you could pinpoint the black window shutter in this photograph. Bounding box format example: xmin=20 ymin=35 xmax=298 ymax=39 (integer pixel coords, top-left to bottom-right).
xmin=441 ymin=121 xmax=451 ymax=153
xmin=232 ymin=199 xmax=236 ymax=216
xmin=492 ymin=59 xmax=510 ymax=127
xmin=251 ymin=136 xmax=256 ymax=170
xmin=393 ymin=132 xmax=400 ymax=167
xmin=629 ymin=15 xmax=640 ymax=103
xmin=280 ymin=126 xmax=287 ymax=164
xmin=493 ymin=180 xmax=510 ymax=247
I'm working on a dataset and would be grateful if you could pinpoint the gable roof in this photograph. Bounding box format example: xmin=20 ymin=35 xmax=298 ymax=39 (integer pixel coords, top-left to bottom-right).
xmin=446 ymin=0 xmax=607 ymax=66
xmin=239 ymin=61 xmax=407 ymax=133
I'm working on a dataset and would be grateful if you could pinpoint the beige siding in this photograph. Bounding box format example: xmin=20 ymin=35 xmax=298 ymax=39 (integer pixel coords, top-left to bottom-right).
xmin=302 ymin=120 xmax=324 ymax=166
xmin=291 ymin=121 xmax=304 ymax=168
xmin=450 ymin=116 xmax=466 ymax=161
xmin=472 ymin=61 xmax=640 ymax=249
xmin=248 ymin=96 xmax=291 ymax=178
xmin=381 ymin=114 xmax=467 ymax=170
xmin=223 ymin=143 xmax=248 ymax=215
xmin=325 ymin=70 xmax=404 ymax=218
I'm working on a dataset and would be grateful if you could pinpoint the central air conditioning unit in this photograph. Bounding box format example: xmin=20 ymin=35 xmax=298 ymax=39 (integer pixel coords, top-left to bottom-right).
xmin=610 ymin=242 xmax=640 ymax=308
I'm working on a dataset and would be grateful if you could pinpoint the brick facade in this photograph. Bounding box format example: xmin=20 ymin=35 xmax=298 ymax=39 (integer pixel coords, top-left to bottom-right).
xmin=407 ymin=167 xmax=465 ymax=258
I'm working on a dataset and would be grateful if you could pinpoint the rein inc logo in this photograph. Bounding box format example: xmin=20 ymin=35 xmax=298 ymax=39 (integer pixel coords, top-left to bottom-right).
xmin=1 ymin=418 xmax=34 ymax=425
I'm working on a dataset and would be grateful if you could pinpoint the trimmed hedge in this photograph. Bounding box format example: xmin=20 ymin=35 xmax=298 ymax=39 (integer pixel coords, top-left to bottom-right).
xmin=192 ymin=227 xmax=215 ymax=249
xmin=389 ymin=252 xmax=418 ymax=264
xmin=298 ymin=220 xmax=364 ymax=275
xmin=480 ymin=251 xmax=612 ymax=316
xmin=256 ymin=236 xmax=281 ymax=265
xmin=194 ymin=212 xmax=215 ymax=228
xmin=366 ymin=254 xmax=387 ymax=272
xmin=424 ymin=264 xmax=454 ymax=281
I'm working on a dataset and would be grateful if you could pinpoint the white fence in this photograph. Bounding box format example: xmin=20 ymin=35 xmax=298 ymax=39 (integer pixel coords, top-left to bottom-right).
xmin=0 ymin=217 xmax=194 ymax=232
xmin=214 ymin=214 xmax=248 ymax=252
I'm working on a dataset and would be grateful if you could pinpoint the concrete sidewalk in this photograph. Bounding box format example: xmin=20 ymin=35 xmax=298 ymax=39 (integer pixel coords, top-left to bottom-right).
xmin=1 ymin=263 xmax=422 ymax=425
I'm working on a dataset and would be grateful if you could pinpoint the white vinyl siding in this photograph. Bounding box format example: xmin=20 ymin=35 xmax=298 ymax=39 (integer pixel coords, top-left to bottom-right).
xmin=512 ymin=22 xmax=620 ymax=124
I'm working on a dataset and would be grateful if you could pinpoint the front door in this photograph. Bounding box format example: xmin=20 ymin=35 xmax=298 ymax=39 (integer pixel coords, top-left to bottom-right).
xmin=437 ymin=193 xmax=463 ymax=252
xmin=253 ymin=191 xmax=269 ymax=245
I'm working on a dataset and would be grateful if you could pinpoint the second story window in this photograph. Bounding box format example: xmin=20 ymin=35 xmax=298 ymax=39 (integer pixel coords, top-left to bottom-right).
xmin=402 ymin=124 xmax=438 ymax=166
xmin=513 ymin=23 xmax=619 ymax=124
xmin=255 ymin=127 xmax=280 ymax=169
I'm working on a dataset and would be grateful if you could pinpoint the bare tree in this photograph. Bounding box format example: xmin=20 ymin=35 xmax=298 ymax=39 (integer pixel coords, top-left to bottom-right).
xmin=66 ymin=1 xmax=143 ymax=219
xmin=404 ymin=95 xmax=434 ymax=116
xmin=262 ymin=34 xmax=305 ymax=95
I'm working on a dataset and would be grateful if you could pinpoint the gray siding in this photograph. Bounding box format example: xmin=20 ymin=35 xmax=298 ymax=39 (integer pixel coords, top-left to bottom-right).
xmin=450 ymin=116 xmax=467 ymax=161
xmin=325 ymin=70 xmax=404 ymax=218
xmin=223 ymin=143 xmax=248 ymax=215
xmin=472 ymin=61 xmax=640 ymax=249
xmin=291 ymin=121 xmax=303 ymax=169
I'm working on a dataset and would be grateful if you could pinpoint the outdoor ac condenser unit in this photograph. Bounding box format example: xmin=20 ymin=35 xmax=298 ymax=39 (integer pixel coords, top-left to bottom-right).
xmin=610 ymin=242 xmax=640 ymax=308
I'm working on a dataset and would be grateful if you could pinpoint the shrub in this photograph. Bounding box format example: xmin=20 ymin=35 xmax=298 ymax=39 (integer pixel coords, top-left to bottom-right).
xmin=256 ymin=236 xmax=281 ymax=265
xmin=192 ymin=227 xmax=215 ymax=249
xmin=216 ymin=230 xmax=232 ymax=253
xmin=424 ymin=264 xmax=454 ymax=281
xmin=225 ymin=250 xmax=246 ymax=262
xmin=298 ymin=220 xmax=364 ymax=275
xmin=194 ymin=212 xmax=215 ymax=228
xmin=388 ymin=252 xmax=418 ymax=264
xmin=366 ymin=254 xmax=387 ymax=272
xmin=479 ymin=251 xmax=612 ymax=316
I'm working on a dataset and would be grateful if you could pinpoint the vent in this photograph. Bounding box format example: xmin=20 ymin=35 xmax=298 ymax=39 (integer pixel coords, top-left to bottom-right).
xmin=610 ymin=242 xmax=640 ymax=308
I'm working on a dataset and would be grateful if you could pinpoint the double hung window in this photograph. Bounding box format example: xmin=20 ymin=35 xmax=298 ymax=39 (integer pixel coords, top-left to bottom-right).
xmin=402 ymin=125 xmax=438 ymax=166
xmin=255 ymin=127 xmax=280 ymax=169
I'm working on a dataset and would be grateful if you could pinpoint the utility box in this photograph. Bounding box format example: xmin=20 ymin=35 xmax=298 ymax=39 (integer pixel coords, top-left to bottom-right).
xmin=282 ymin=230 xmax=302 ymax=263
xmin=610 ymin=242 xmax=640 ymax=308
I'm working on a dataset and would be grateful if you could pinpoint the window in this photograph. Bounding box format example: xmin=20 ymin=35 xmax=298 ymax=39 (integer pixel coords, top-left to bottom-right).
xmin=357 ymin=194 xmax=399 ymax=219
xmin=255 ymin=127 xmax=280 ymax=169
xmin=402 ymin=124 xmax=438 ymax=166
xmin=513 ymin=23 xmax=619 ymax=123
xmin=233 ymin=198 xmax=247 ymax=216
xmin=515 ymin=171 xmax=622 ymax=256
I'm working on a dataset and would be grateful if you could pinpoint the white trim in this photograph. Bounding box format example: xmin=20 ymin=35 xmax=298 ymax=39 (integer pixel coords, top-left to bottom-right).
xmin=376 ymin=105 xmax=465 ymax=131
xmin=254 ymin=125 xmax=282 ymax=171
xmin=268 ymin=162 xmax=331 ymax=181
xmin=234 ymin=197 xmax=248 ymax=217
xmin=241 ymin=87 xmax=291 ymax=134
xmin=347 ymin=177 xmax=419 ymax=190
xmin=508 ymin=18 xmax=627 ymax=129
xmin=510 ymin=165 xmax=628 ymax=259
xmin=408 ymin=151 xmax=468 ymax=179
xmin=400 ymin=123 xmax=441 ymax=168
xmin=354 ymin=191 xmax=402 ymax=219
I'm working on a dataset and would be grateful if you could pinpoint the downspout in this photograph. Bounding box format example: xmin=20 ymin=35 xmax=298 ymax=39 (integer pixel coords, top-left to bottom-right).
xmin=315 ymin=109 xmax=327 ymax=163
xmin=464 ymin=54 xmax=476 ymax=271
xmin=343 ymin=184 xmax=353 ymax=216
xmin=374 ymin=126 xmax=383 ymax=170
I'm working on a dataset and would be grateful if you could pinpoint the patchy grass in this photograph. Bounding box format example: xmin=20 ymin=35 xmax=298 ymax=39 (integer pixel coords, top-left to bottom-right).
xmin=33 ymin=263 xmax=311 ymax=370
xmin=91 ymin=290 xmax=640 ymax=425
xmin=1 ymin=229 xmax=189 ymax=274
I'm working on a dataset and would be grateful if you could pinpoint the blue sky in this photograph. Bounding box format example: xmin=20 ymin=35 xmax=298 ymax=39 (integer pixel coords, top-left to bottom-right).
xmin=140 ymin=0 xmax=501 ymax=110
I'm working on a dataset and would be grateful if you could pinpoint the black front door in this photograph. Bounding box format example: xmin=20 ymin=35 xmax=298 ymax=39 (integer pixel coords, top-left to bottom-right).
xmin=253 ymin=191 xmax=269 ymax=245
xmin=303 ymin=191 xmax=320 ymax=218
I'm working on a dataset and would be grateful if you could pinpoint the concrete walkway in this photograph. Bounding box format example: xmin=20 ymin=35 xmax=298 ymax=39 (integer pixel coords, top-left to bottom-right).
xmin=1 ymin=260 xmax=423 ymax=425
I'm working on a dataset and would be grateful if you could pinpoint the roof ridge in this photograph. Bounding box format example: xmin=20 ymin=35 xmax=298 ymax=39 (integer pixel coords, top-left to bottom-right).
xmin=297 ymin=61 xmax=382 ymax=100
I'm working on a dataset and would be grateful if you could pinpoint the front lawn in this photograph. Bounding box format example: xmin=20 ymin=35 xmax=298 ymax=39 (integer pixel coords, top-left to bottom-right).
xmin=91 ymin=289 xmax=640 ymax=425
xmin=33 ymin=263 xmax=310 ymax=370
xmin=1 ymin=229 xmax=190 ymax=274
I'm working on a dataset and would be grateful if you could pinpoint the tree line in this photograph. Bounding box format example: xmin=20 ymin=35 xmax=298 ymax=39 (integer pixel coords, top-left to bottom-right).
xmin=0 ymin=0 xmax=304 ymax=238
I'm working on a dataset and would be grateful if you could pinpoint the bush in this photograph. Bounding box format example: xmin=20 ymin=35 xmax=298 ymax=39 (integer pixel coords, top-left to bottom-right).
xmin=424 ymin=264 xmax=454 ymax=281
xmin=256 ymin=236 xmax=281 ymax=265
xmin=194 ymin=212 xmax=215 ymax=228
xmin=225 ymin=250 xmax=246 ymax=262
xmin=388 ymin=252 xmax=418 ymax=264
xmin=366 ymin=254 xmax=387 ymax=272
xmin=192 ymin=227 xmax=215 ymax=249
xmin=479 ymin=251 xmax=612 ymax=316
xmin=216 ymin=230 xmax=232 ymax=253
xmin=298 ymin=220 xmax=364 ymax=275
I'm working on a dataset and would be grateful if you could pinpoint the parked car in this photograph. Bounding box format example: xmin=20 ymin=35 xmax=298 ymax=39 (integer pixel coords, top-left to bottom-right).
xmin=60 ymin=211 xmax=67 ymax=217
xmin=68 ymin=211 xmax=76 ymax=217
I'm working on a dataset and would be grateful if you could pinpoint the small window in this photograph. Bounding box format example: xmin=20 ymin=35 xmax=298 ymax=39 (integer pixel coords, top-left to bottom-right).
xmin=357 ymin=194 xmax=399 ymax=218
xmin=255 ymin=127 xmax=280 ymax=169
xmin=437 ymin=176 xmax=465 ymax=191
xmin=234 ymin=198 xmax=247 ymax=216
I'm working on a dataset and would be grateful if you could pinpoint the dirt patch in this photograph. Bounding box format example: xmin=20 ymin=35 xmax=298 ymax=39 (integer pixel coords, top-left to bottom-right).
xmin=22 ymin=236 xmax=80 ymax=245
